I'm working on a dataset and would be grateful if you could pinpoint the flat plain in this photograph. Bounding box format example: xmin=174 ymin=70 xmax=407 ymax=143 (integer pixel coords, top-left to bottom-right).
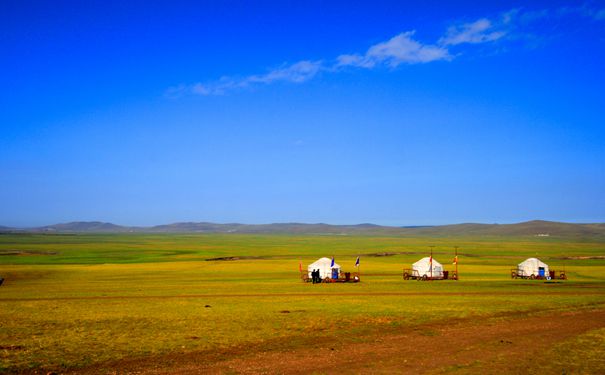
xmin=1 ymin=233 xmax=604 ymax=373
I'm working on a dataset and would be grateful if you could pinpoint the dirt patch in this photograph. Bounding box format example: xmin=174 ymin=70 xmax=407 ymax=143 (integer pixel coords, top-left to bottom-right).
xmin=365 ymin=251 xmax=476 ymax=258
xmin=58 ymin=308 xmax=605 ymax=375
xmin=205 ymin=256 xmax=269 ymax=261
xmin=205 ymin=256 xmax=242 ymax=261
xmin=278 ymin=309 xmax=305 ymax=314
xmin=0 ymin=345 xmax=24 ymax=351
xmin=0 ymin=250 xmax=58 ymax=256
xmin=366 ymin=252 xmax=399 ymax=257
xmin=0 ymin=270 xmax=56 ymax=284
xmin=205 ymin=252 xmax=481 ymax=261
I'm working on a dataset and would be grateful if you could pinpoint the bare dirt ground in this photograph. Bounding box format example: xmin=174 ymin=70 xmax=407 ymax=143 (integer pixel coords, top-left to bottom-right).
xmin=53 ymin=308 xmax=605 ymax=375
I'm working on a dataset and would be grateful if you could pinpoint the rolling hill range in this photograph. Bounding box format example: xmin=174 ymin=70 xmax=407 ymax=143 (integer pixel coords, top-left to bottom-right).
xmin=1 ymin=220 xmax=604 ymax=238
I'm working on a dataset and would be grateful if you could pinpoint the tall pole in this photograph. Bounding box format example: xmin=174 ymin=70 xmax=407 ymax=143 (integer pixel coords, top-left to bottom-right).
xmin=430 ymin=246 xmax=434 ymax=280
xmin=454 ymin=246 xmax=459 ymax=280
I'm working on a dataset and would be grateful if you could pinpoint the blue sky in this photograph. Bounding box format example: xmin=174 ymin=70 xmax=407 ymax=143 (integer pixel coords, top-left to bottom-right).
xmin=1 ymin=1 xmax=604 ymax=227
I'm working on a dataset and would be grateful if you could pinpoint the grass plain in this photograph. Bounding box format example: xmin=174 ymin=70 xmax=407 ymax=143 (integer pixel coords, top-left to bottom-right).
xmin=1 ymin=233 xmax=604 ymax=373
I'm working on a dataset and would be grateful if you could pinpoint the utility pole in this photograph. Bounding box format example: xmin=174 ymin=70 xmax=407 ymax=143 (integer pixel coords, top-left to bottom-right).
xmin=429 ymin=246 xmax=434 ymax=280
xmin=454 ymin=246 xmax=459 ymax=280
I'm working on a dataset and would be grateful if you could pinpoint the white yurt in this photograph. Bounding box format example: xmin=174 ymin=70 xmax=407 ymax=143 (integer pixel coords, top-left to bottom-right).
xmin=308 ymin=257 xmax=340 ymax=279
xmin=517 ymin=258 xmax=549 ymax=277
xmin=412 ymin=257 xmax=443 ymax=278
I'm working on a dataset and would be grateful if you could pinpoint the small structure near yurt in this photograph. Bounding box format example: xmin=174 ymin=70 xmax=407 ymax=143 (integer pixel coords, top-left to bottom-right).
xmin=403 ymin=257 xmax=451 ymax=280
xmin=511 ymin=258 xmax=566 ymax=280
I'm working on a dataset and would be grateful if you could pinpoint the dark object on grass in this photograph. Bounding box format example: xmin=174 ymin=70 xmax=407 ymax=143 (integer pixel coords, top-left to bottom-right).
xmin=0 ymin=277 xmax=3 ymax=286
xmin=0 ymin=345 xmax=24 ymax=350
xmin=205 ymin=305 xmax=211 ymax=308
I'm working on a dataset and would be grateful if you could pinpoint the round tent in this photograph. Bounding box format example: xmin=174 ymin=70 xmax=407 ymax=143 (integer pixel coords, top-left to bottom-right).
xmin=308 ymin=257 xmax=340 ymax=280
xmin=517 ymin=258 xmax=549 ymax=277
xmin=412 ymin=257 xmax=443 ymax=278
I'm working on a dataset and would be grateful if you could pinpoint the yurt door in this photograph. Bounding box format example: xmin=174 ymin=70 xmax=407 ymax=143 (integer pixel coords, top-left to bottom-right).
xmin=538 ymin=267 xmax=545 ymax=277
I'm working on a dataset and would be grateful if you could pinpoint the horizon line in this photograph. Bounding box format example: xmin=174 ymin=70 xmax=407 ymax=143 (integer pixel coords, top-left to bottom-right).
xmin=2 ymin=218 xmax=605 ymax=230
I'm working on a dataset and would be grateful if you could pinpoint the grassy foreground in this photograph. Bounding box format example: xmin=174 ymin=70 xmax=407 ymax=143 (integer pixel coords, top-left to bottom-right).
xmin=1 ymin=233 xmax=604 ymax=372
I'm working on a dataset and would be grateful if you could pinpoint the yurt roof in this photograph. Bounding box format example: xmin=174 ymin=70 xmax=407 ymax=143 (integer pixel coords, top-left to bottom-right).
xmin=308 ymin=257 xmax=340 ymax=268
xmin=518 ymin=257 xmax=548 ymax=267
xmin=413 ymin=257 xmax=443 ymax=267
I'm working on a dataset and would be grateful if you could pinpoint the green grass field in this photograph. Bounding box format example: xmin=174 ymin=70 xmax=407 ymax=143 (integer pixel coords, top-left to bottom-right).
xmin=1 ymin=233 xmax=604 ymax=372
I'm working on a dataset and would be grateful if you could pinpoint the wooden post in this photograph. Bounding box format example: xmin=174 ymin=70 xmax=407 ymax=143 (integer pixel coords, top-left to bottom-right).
xmin=454 ymin=246 xmax=459 ymax=281
xmin=430 ymin=246 xmax=434 ymax=280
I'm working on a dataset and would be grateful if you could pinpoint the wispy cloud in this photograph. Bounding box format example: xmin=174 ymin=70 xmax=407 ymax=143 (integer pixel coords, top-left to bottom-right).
xmin=508 ymin=4 xmax=605 ymax=24
xmin=246 ymin=60 xmax=323 ymax=84
xmin=168 ymin=4 xmax=604 ymax=97
xmin=591 ymin=8 xmax=605 ymax=20
xmin=439 ymin=18 xmax=506 ymax=46
xmin=168 ymin=60 xmax=322 ymax=96
xmin=337 ymin=31 xmax=451 ymax=68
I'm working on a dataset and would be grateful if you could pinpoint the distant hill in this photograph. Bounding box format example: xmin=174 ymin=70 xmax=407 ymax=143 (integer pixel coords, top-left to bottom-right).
xmin=1 ymin=220 xmax=604 ymax=238
xmin=32 ymin=221 xmax=137 ymax=233
xmin=400 ymin=220 xmax=605 ymax=238
xmin=149 ymin=222 xmax=393 ymax=234
xmin=150 ymin=222 xmax=243 ymax=233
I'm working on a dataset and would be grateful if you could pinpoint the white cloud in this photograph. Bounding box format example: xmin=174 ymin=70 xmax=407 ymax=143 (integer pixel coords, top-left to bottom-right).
xmin=337 ymin=31 xmax=451 ymax=68
xmin=439 ymin=18 xmax=507 ymax=46
xmin=169 ymin=5 xmax=602 ymax=97
xmin=246 ymin=60 xmax=322 ymax=84
xmin=336 ymin=53 xmax=373 ymax=68
xmin=167 ymin=60 xmax=323 ymax=96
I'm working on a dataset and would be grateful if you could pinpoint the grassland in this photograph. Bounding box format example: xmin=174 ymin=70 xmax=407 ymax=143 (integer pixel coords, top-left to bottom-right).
xmin=1 ymin=233 xmax=604 ymax=373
